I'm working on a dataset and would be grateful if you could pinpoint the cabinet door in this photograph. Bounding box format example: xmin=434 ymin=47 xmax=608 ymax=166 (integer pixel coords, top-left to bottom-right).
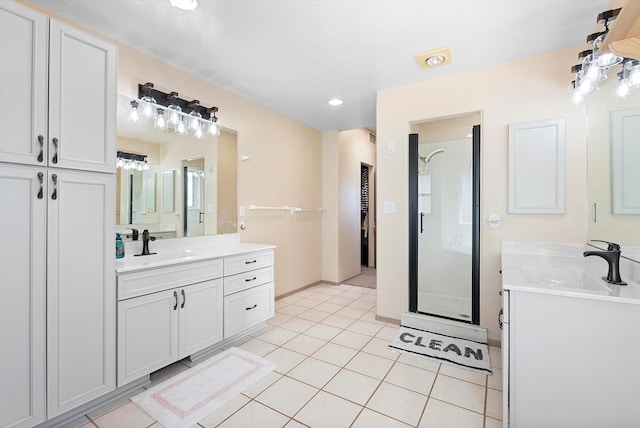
xmin=180 ymin=279 xmax=224 ymax=357
xmin=46 ymin=170 xmax=116 ymax=417
xmin=0 ymin=0 xmax=48 ymax=166
xmin=0 ymin=165 xmax=46 ymax=427
xmin=48 ymin=20 xmax=116 ymax=173
xmin=117 ymin=290 xmax=180 ymax=386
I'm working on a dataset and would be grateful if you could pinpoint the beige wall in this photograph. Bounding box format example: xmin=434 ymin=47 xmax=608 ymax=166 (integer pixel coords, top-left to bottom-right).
xmin=377 ymin=46 xmax=589 ymax=343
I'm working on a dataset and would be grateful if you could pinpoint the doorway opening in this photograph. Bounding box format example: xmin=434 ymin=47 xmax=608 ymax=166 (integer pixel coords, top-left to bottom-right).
xmin=408 ymin=114 xmax=481 ymax=324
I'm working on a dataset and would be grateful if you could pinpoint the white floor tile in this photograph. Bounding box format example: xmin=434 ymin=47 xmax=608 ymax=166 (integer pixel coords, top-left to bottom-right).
xmin=241 ymin=371 xmax=283 ymax=398
xmin=331 ymin=330 xmax=372 ymax=350
xmin=278 ymin=304 xmax=308 ymax=317
xmin=218 ymin=400 xmax=290 ymax=428
xmin=345 ymin=352 xmax=394 ymax=380
xmin=347 ymin=299 xmax=376 ymax=311
xmin=485 ymin=416 xmax=503 ymax=428
xmin=320 ymin=313 xmax=356 ymax=329
xmin=305 ymin=292 xmax=332 ymax=302
xmin=485 ymin=387 xmax=502 ymax=420
xmin=278 ymin=295 xmax=303 ymax=304
xmin=352 ymin=408 xmax=413 ymax=428
xmin=287 ymin=357 xmax=341 ymax=388
xmin=430 ymin=375 xmax=486 ymax=414
xmin=311 ymin=342 xmax=359 ymax=367
xmin=326 ymin=295 xmax=355 ymax=306
xmin=281 ymin=333 xmax=326 ymax=356
xmin=375 ymin=325 xmax=402 ymax=341
xmin=302 ymin=323 xmax=343 ymax=341
xmin=294 ymin=298 xmax=321 ymax=309
xmin=237 ymin=337 xmax=278 ymax=357
xmin=267 ymin=312 xmax=293 ymax=326
xmin=346 ymin=319 xmax=385 ymax=336
xmin=366 ymin=382 xmax=428 ymax=426
xmin=295 ymin=391 xmax=362 ymax=428
xmin=323 ymin=368 xmax=381 ymax=405
xmin=198 ymin=393 xmax=251 ymax=427
xmin=487 ymin=367 xmax=502 ymax=391
xmin=418 ymin=398 xmax=484 ymax=428
xmin=297 ymin=308 xmax=330 ymax=322
xmin=335 ymin=306 xmax=368 ymax=319
xmin=384 ymin=362 xmax=437 ymax=395
xmin=358 ymin=310 xmax=387 ymax=325
xmin=312 ymin=301 xmax=344 ymax=314
xmin=264 ymin=347 xmax=307 ymax=374
xmin=438 ymin=364 xmax=487 ymax=387
xmin=489 ymin=346 xmax=502 ymax=369
xmin=361 ymin=337 xmax=400 ymax=361
xmin=93 ymin=402 xmax=155 ymax=428
xmin=255 ymin=326 xmax=300 ymax=346
xmin=255 ymin=376 xmax=318 ymax=417
xmin=278 ymin=317 xmax=316 ymax=333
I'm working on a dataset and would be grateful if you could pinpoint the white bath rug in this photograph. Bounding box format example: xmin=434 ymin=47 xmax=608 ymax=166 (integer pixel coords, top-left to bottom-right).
xmin=388 ymin=325 xmax=492 ymax=375
xmin=131 ymin=347 xmax=276 ymax=428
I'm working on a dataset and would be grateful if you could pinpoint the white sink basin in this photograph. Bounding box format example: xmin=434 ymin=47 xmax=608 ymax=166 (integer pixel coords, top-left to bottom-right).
xmin=521 ymin=263 xmax=612 ymax=295
xmin=117 ymin=249 xmax=205 ymax=270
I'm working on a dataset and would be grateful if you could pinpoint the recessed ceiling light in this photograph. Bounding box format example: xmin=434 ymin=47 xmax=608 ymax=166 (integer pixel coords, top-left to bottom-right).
xmin=328 ymin=98 xmax=343 ymax=106
xmin=169 ymin=0 xmax=197 ymax=11
xmin=415 ymin=47 xmax=452 ymax=69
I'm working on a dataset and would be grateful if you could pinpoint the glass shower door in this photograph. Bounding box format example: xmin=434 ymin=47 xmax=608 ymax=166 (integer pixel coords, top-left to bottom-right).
xmin=409 ymin=125 xmax=480 ymax=324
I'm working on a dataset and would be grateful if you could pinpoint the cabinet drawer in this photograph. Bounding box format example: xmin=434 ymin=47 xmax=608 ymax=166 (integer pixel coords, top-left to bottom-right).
xmin=118 ymin=258 xmax=223 ymax=300
xmin=224 ymin=266 xmax=274 ymax=296
xmin=224 ymin=250 xmax=273 ymax=276
xmin=224 ymin=283 xmax=274 ymax=338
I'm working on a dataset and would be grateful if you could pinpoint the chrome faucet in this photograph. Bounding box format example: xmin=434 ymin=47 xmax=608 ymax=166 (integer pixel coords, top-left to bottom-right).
xmin=583 ymin=240 xmax=627 ymax=285
xmin=135 ymin=229 xmax=156 ymax=256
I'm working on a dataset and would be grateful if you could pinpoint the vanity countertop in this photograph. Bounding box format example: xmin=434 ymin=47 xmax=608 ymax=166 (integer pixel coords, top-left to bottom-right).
xmin=501 ymin=241 xmax=640 ymax=305
xmin=116 ymin=234 xmax=275 ymax=274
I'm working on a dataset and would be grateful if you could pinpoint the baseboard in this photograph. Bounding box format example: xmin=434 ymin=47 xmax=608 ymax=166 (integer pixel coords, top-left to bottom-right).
xmin=401 ymin=312 xmax=488 ymax=343
xmin=275 ymin=280 xmax=338 ymax=300
xmin=375 ymin=315 xmax=400 ymax=325
xmin=36 ymin=377 xmax=148 ymax=428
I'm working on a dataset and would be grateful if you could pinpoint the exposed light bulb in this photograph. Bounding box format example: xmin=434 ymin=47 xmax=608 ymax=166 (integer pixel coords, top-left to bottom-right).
xmin=175 ymin=116 xmax=187 ymax=135
xmin=208 ymin=118 xmax=220 ymax=136
xmin=167 ymin=104 xmax=182 ymax=127
xmin=195 ymin=126 xmax=204 ymax=139
xmin=140 ymin=96 xmax=156 ymax=118
xmin=129 ymin=100 xmax=139 ymax=122
xmin=117 ymin=158 xmax=125 ymax=168
xmin=154 ymin=109 xmax=167 ymax=130
xmin=189 ymin=111 xmax=202 ymax=131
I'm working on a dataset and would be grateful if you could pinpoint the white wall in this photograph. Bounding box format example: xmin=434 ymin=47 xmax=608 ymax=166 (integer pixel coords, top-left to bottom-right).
xmin=377 ymin=46 xmax=589 ymax=343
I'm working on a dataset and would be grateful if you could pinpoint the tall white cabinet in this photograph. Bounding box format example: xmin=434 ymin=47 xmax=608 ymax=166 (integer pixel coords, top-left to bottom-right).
xmin=0 ymin=1 xmax=117 ymax=426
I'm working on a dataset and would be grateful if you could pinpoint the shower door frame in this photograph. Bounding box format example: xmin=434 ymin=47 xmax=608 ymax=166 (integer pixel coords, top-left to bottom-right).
xmin=408 ymin=125 xmax=481 ymax=325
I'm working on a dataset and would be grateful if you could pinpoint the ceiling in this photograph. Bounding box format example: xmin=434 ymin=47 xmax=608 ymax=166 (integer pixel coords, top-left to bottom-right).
xmin=29 ymin=0 xmax=609 ymax=132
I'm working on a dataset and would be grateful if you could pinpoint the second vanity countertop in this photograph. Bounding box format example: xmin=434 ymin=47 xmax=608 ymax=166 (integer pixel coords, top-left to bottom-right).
xmin=501 ymin=241 xmax=640 ymax=305
xmin=116 ymin=234 xmax=275 ymax=274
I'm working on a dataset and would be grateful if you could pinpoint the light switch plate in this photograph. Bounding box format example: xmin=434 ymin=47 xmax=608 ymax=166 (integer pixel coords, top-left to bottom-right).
xmin=387 ymin=141 xmax=396 ymax=154
xmin=384 ymin=201 xmax=396 ymax=213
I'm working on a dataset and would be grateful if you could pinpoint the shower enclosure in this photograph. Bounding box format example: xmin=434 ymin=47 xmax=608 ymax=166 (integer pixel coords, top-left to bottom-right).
xmin=408 ymin=125 xmax=480 ymax=324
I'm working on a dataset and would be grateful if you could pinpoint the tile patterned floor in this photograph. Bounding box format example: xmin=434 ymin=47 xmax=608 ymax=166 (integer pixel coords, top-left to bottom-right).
xmin=77 ymin=283 xmax=502 ymax=428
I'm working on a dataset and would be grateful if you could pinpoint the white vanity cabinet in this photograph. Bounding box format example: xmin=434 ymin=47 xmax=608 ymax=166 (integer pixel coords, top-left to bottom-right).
xmin=223 ymin=250 xmax=275 ymax=338
xmin=0 ymin=0 xmax=116 ymax=172
xmin=117 ymin=259 xmax=225 ymax=386
xmin=0 ymin=1 xmax=117 ymax=425
xmin=116 ymin=245 xmax=275 ymax=386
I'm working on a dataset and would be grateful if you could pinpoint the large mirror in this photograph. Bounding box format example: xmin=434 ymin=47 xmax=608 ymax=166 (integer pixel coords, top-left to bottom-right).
xmin=587 ymin=73 xmax=640 ymax=247
xmin=116 ymin=94 xmax=238 ymax=240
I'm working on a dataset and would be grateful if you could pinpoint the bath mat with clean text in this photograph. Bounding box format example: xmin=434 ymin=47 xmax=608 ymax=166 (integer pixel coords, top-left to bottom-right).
xmin=388 ymin=325 xmax=492 ymax=375
xmin=131 ymin=347 xmax=276 ymax=428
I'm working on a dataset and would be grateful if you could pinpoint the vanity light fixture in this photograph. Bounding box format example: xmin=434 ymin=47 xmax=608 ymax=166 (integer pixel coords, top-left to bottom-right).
xmin=131 ymin=82 xmax=221 ymax=139
xmin=117 ymin=151 xmax=150 ymax=171
xmin=569 ymin=8 xmax=628 ymax=104
xmin=169 ymin=0 xmax=197 ymax=11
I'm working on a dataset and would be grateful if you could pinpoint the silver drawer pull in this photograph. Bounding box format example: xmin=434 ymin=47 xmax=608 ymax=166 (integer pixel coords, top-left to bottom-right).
xmin=245 ymin=304 xmax=257 ymax=310
xmin=245 ymin=260 xmax=257 ymax=264
xmin=245 ymin=277 xmax=257 ymax=282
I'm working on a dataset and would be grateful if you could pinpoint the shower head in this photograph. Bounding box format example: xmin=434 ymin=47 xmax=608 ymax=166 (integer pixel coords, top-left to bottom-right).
xmin=419 ymin=148 xmax=444 ymax=165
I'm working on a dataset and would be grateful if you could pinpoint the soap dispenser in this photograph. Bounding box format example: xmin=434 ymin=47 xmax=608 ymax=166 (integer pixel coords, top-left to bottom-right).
xmin=115 ymin=233 xmax=125 ymax=259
